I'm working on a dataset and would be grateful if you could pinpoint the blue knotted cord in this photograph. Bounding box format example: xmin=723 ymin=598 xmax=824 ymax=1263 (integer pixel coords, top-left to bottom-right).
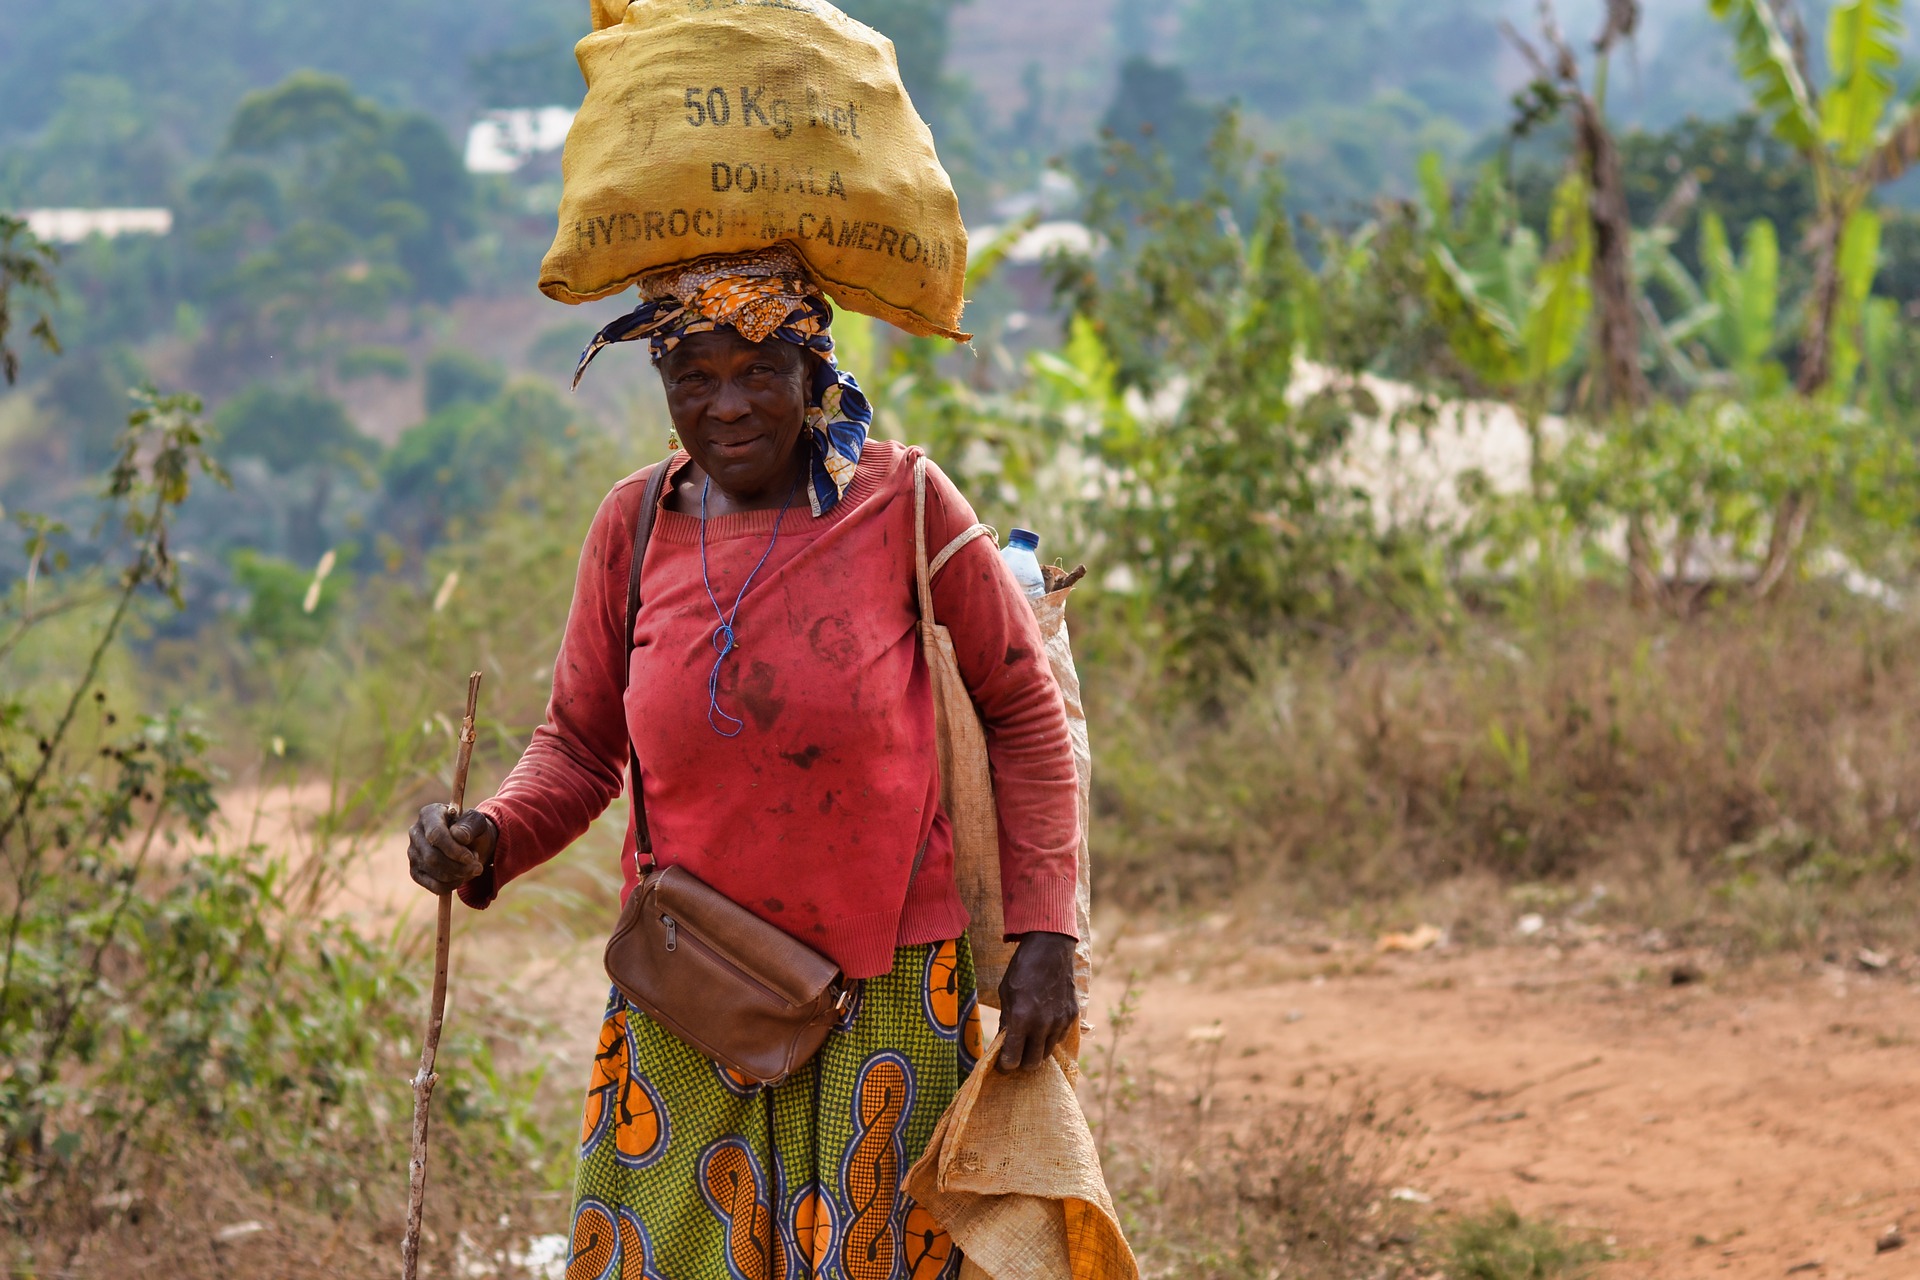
xmin=699 ymin=476 xmax=797 ymax=737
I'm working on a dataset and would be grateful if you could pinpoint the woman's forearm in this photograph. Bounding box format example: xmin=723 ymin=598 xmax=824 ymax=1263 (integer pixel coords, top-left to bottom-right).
xmin=461 ymin=478 xmax=647 ymax=906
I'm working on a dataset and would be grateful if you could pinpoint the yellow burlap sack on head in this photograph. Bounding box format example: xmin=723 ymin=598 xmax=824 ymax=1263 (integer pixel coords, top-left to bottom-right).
xmin=545 ymin=0 xmax=969 ymax=340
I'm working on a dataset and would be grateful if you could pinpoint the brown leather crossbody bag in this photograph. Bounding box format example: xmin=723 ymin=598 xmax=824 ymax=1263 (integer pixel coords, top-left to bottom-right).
xmin=601 ymin=456 xmax=867 ymax=1086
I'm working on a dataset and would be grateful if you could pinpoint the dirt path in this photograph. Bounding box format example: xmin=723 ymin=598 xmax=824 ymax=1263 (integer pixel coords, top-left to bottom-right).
xmin=1090 ymin=929 xmax=1920 ymax=1279
xmin=266 ymin=806 xmax=1920 ymax=1278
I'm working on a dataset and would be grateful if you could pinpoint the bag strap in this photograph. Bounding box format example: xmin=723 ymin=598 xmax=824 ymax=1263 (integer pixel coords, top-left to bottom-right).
xmin=624 ymin=456 xmax=676 ymax=862
xmin=911 ymin=453 xmax=994 ymax=636
xmin=910 ymin=452 xmax=992 ymax=888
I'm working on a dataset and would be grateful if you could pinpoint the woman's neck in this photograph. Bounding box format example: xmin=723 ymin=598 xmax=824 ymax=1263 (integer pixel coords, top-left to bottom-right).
xmin=665 ymin=446 xmax=807 ymax=517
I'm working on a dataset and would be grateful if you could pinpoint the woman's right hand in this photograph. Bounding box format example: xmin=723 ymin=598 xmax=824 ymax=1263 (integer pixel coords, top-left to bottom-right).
xmin=407 ymin=804 xmax=498 ymax=894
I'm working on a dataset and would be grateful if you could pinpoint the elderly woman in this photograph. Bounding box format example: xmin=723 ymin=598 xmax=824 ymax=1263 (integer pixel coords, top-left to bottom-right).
xmin=406 ymin=247 xmax=1079 ymax=1279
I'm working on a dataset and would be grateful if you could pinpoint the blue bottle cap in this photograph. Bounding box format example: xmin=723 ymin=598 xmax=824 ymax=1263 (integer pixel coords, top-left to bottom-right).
xmin=1008 ymin=528 xmax=1040 ymax=550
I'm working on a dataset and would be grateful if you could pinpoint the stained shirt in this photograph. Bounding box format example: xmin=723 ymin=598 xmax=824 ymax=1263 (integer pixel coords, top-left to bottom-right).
xmin=464 ymin=439 xmax=1079 ymax=979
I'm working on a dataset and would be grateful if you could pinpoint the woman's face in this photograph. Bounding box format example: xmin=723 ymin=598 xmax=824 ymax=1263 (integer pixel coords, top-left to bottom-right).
xmin=658 ymin=328 xmax=811 ymax=506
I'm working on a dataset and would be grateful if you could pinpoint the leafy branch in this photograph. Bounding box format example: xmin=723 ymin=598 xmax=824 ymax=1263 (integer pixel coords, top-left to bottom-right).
xmin=0 ymin=214 xmax=60 ymax=386
xmin=0 ymin=391 xmax=228 ymax=1113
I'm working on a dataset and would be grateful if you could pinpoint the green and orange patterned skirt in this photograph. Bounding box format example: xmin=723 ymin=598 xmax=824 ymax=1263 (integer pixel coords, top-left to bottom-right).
xmin=564 ymin=937 xmax=985 ymax=1280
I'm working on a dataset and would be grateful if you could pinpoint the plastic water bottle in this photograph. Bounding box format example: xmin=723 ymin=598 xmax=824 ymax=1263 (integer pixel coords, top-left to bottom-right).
xmin=1001 ymin=528 xmax=1047 ymax=599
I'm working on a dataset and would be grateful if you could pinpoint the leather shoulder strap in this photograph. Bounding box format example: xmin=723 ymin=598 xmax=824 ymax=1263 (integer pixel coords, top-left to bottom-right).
xmin=912 ymin=453 xmax=933 ymax=633
xmin=625 ymin=456 xmax=676 ymax=860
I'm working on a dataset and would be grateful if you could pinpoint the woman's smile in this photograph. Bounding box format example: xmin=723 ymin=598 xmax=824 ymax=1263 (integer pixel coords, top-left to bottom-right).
xmin=658 ymin=329 xmax=814 ymax=513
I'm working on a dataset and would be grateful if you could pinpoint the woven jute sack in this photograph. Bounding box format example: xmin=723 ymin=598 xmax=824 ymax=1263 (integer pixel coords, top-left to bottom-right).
xmin=905 ymin=1027 xmax=1138 ymax=1280
xmin=911 ymin=457 xmax=1094 ymax=1010
xmin=542 ymin=0 xmax=970 ymax=340
xmin=908 ymin=458 xmax=1130 ymax=1276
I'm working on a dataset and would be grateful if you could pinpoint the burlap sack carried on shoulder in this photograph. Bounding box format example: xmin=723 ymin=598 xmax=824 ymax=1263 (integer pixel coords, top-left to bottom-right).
xmin=908 ymin=457 xmax=1130 ymax=1278
xmin=544 ymin=0 xmax=970 ymax=340
xmin=911 ymin=456 xmax=1093 ymax=1010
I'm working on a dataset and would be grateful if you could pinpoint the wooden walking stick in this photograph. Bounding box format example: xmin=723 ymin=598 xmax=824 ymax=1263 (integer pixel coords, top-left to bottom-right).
xmin=401 ymin=671 xmax=482 ymax=1280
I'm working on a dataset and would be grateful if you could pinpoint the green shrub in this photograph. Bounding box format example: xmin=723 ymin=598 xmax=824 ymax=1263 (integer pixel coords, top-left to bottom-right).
xmin=228 ymin=547 xmax=346 ymax=650
xmin=336 ymin=344 xmax=412 ymax=382
xmin=0 ymin=390 xmax=567 ymax=1272
xmin=383 ymin=379 xmax=578 ymax=547
xmin=423 ymin=348 xmax=506 ymax=415
xmin=1446 ymin=1202 xmax=1609 ymax=1279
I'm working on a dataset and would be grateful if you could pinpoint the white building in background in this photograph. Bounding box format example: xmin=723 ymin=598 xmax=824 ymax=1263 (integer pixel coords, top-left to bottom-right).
xmin=22 ymin=208 xmax=173 ymax=243
xmin=464 ymin=107 xmax=574 ymax=174
xmin=966 ymin=220 xmax=1100 ymax=267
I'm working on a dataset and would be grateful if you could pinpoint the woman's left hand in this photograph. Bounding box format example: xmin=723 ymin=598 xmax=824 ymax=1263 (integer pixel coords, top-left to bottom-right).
xmin=996 ymin=931 xmax=1078 ymax=1072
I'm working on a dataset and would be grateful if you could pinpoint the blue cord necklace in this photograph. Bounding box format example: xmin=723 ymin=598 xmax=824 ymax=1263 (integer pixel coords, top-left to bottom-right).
xmin=699 ymin=474 xmax=798 ymax=737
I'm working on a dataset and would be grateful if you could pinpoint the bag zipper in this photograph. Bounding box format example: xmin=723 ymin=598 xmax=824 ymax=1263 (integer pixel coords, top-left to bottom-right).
xmin=658 ymin=912 xmax=797 ymax=1009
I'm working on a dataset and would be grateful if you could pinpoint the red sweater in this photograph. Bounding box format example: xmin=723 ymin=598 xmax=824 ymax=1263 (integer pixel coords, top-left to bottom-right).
xmin=463 ymin=439 xmax=1079 ymax=978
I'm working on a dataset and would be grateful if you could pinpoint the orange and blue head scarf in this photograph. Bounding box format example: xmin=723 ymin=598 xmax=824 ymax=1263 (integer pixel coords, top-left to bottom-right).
xmin=572 ymin=247 xmax=871 ymax=517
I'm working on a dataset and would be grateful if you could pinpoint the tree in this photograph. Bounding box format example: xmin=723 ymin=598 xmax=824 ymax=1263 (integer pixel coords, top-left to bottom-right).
xmin=1506 ymin=2 xmax=1647 ymax=420
xmin=0 ymin=75 xmax=177 ymax=208
xmin=469 ymin=39 xmax=583 ymax=108
xmin=1056 ymin=130 xmax=1399 ymax=684
xmin=36 ymin=348 xmax=147 ymax=475
xmin=382 ymin=381 xmax=577 ymax=549
xmin=1617 ymin=115 xmax=1817 ymax=268
xmin=423 ymin=350 xmax=506 ymax=416
xmin=0 ymin=0 xmax=578 ymax=150
xmin=1709 ymin=0 xmax=1918 ymax=397
xmin=1078 ymin=60 xmax=1229 ymax=202
xmin=1178 ymin=0 xmax=1504 ymax=124
xmin=214 ymin=384 xmax=377 ymax=562
xmin=182 ymin=73 xmax=473 ymax=382
xmin=1500 ymin=2 xmax=1671 ymax=604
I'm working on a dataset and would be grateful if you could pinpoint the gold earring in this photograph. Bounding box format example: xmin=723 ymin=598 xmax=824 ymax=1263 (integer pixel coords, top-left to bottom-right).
xmin=667 ymin=427 xmax=682 ymax=450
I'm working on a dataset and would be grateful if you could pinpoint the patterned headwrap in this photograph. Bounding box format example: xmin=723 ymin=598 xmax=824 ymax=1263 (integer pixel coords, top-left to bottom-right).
xmin=572 ymin=246 xmax=871 ymax=518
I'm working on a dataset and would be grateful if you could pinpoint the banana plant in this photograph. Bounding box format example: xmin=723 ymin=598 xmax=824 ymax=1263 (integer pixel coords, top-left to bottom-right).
xmin=1828 ymin=206 xmax=1883 ymax=396
xmin=1420 ymin=156 xmax=1592 ymax=472
xmin=1629 ymin=220 xmax=1717 ymax=389
xmin=1706 ymin=0 xmax=1909 ymax=595
xmin=1637 ymin=208 xmax=1792 ymax=396
xmin=1696 ymin=209 xmax=1785 ymax=393
xmin=1709 ymin=0 xmax=1905 ymax=399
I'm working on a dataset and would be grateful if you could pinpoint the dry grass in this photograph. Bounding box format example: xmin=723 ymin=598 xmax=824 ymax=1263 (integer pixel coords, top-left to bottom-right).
xmin=1086 ymin=982 xmax=1431 ymax=1279
xmin=1083 ymin=975 xmax=1619 ymax=1280
xmin=14 ymin=1126 xmax=566 ymax=1279
xmin=1102 ymin=1101 xmax=1431 ymax=1280
xmin=1089 ymin=587 xmax=1920 ymax=957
